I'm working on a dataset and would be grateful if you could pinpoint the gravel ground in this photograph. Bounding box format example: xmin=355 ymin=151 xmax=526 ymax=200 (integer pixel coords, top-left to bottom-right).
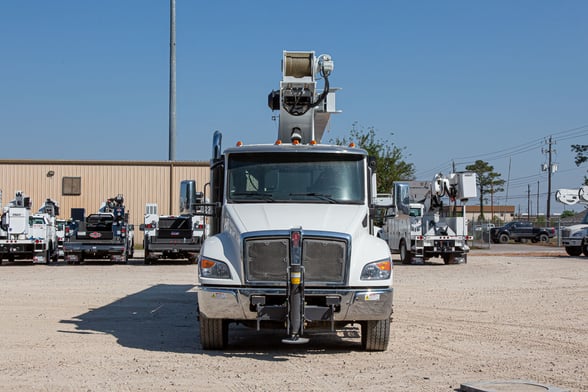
xmin=0 ymin=250 xmax=586 ymax=391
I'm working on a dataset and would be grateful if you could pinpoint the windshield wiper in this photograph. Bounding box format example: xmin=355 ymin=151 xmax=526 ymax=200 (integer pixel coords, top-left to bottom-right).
xmin=289 ymin=192 xmax=338 ymax=203
xmin=231 ymin=192 xmax=275 ymax=201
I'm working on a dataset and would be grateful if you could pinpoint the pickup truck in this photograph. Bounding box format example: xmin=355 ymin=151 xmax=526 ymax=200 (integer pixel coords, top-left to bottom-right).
xmin=490 ymin=221 xmax=556 ymax=244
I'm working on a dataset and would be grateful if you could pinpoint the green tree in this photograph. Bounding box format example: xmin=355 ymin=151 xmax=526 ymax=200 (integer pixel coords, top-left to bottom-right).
xmin=571 ymin=144 xmax=588 ymax=185
xmin=331 ymin=123 xmax=415 ymax=193
xmin=465 ymin=160 xmax=505 ymax=220
xmin=560 ymin=210 xmax=576 ymax=219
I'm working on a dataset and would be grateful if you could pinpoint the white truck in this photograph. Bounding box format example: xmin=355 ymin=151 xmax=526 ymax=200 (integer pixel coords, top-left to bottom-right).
xmin=0 ymin=192 xmax=58 ymax=264
xmin=555 ymin=185 xmax=588 ymax=256
xmin=378 ymin=172 xmax=477 ymax=264
xmin=196 ymin=51 xmax=393 ymax=351
xmin=140 ymin=180 xmax=206 ymax=264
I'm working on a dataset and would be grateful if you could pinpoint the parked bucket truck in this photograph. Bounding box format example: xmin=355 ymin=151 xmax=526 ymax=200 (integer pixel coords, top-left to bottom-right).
xmin=140 ymin=180 xmax=206 ymax=264
xmin=555 ymin=185 xmax=588 ymax=256
xmin=63 ymin=194 xmax=133 ymax=264
xmin=196 ymin=51 xmax=393 ymax=351
xmin=378 ymin=172 xmax=477 ymax=264
xmin=0 ymin=192 xmax=58 ymax=264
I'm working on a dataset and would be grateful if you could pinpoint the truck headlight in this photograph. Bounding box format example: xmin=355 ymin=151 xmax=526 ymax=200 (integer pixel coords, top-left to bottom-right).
xmin=199 ymin=257 xmax=231 ymax=279
xmin=361 ymin=258 xmax=391 ymax=280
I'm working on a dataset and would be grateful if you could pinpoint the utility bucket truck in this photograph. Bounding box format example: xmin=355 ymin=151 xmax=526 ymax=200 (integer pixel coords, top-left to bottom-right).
xmin=555 ymin=185 xmax=588 ymax=256
xmin=63 ymin=195 xmax=133 ymax=264
xmin=378 ymin=173 xmax=477 ymax=264
xmin=140 ymin=180 xmax=206 ymax=264
xmin=0 ymin=193 xmax=58 ymax=264
xmin=196 ymin=51 xmax=393 ymax=351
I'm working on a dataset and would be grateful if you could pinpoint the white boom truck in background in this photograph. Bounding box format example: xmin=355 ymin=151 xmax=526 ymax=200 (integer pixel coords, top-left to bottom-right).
xmin=196 ymin=51 xmax=393 ymax=351
xmin=140 ymin=180 xmax=206 ymax=264
xmin=555 ymin=185 xmax=588 ymax=256
xmin=378 ymin=172 xmax=477 ymax=264
xmin=0 ymin=192 xmax=58 ymax=264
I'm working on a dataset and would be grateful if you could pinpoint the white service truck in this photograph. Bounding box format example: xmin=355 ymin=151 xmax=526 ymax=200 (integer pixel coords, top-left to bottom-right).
xmin=196 ymin=51 xmax=393 ymax=351
xmin=0 ymin=192 xmax=58 ymax=264
xmin=378 ymin=172 xmax=476 ymax=264
xmin=140 ymin=180 xmax=206 ymax=264
xmin=555 ymin=185 xmax=588 ymax=256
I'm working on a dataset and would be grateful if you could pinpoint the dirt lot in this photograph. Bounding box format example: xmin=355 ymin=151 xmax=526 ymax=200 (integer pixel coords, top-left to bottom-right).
xmin=0 ymin=250 xmax=586 ymax=391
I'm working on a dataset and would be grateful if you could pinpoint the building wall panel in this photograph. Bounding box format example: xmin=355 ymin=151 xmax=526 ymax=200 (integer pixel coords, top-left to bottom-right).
xmin=0 ymin=160 xmax=210 ymax=247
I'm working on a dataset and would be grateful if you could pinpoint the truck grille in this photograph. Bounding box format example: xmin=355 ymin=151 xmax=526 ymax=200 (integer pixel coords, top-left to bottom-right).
xmin=561 ymin=228 xmax=571 ymax=237
xmin=244 ymin=234 xmax=348 ymax=285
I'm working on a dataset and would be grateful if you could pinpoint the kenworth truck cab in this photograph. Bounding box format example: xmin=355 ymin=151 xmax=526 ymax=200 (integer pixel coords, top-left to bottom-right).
xmin=196 ymin=51 xmax=393 ymax=351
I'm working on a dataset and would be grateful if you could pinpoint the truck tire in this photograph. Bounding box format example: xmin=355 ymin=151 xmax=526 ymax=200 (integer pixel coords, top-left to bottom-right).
xmin=565 ymin=246 xmax=582 ymax=257
xmin=442 ymin=254 xmax=457 ymax=264
xmin=399 ymin=240 xmax=410 ymax=264
xmin=583 ymin=241 xmax=588 ymax=257
xmin=498 ymin=233 xmax=510 ymax=244
xmin=200 ymin=314 xmax=228 ymax=350
xmin=361 ymin=319 xmax=390 ymax=351
xmin=538 ymin=234 xmax=549 ymax=243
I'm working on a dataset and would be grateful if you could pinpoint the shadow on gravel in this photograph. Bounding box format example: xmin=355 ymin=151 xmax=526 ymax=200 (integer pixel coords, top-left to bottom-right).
xmin=59 ymin=284 xmax=201 ymax=353
xmin=59 ymin=283 xmax=362 ymax=357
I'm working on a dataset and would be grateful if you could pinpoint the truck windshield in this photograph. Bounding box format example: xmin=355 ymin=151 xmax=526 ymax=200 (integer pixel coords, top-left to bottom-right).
xmin=227 ymin=152 xmax=365 ymax=204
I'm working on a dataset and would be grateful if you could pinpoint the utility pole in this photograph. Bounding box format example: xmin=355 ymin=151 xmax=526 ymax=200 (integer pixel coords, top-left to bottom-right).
xmin=168 ymin=0 xmax=176 ymax=161
xmin=536 ymin=181 xmax=540 ymax=219
xmin=541 ymin=136 xmax=557 ymax=224
xmin=527 ymin=184 xmax=531 ymax=221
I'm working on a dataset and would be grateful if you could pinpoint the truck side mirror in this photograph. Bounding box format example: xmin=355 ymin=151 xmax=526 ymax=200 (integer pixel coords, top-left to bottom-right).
xmin=385 ymin=207 xmax=397 ymax=218
xmin=139 ymin=224 xmax=145 ymax=231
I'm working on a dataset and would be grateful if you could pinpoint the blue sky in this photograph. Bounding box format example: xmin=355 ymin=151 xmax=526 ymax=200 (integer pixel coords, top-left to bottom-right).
xmin=1 ymin=1 xmax=587 ymax=214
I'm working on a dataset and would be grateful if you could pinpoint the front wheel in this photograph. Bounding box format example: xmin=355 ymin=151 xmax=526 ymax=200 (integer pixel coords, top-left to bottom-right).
xmin=361 ymin=319 xmax=390 ymax=351
xmin=565 ymin=246 xmax=582 ymax=257
xmin=538 ymin=234 xmax=549 ymax=243
xmin=200 ymin=314 xmax=228 ymax=350
xmin=499 ymin=234 xmax=510 ymax=244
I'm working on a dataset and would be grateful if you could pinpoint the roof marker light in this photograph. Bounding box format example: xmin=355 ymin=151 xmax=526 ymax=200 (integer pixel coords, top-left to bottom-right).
xmin=349 ymin=142 xmax=356 ymax=148
xmin=236 ymin=141 xmax=243 ymax=147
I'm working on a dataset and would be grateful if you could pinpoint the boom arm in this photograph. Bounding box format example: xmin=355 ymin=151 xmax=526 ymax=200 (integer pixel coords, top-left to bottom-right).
xmin=268 ymin=51 xmax=339 ymax=144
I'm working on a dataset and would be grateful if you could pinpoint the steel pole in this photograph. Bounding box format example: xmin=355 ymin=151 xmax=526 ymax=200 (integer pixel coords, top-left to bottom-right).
xmin=168 ymin=0 xmax=176 ymax=161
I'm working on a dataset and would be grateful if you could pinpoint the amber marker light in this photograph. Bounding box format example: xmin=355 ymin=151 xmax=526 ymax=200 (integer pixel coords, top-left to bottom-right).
xmin=200 ymin=258 xmax=215 ymax=269
xmin=348 ymin=142 xmax=356 ymax=148
xmin=236 ymin=141 xmax=243 ymax=147
xmin=292 ymin=139 xmax=300 ymax=145
xmin=310 ymin=140 xmax=317 ymax=145
xmin=275 ymin=139 xmax=282 ymax=145
xmin=377 ymin=260 xmax=391 ymax=271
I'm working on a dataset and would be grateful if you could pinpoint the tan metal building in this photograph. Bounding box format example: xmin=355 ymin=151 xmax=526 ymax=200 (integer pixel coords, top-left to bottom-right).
xmin=0 ymin=159 xmax=210 ymax=246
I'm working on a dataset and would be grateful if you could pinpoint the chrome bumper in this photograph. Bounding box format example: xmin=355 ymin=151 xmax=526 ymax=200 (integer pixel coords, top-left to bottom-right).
xmin=197 ymin=286 xmax=394 ymax=321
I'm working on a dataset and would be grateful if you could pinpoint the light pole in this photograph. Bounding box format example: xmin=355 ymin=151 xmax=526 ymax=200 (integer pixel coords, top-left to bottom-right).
xmin=169 ymin=0 xmax=176 ymax=161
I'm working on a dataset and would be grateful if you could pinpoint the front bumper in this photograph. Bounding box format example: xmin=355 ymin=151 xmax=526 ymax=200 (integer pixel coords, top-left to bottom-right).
xmin=197 ymin=286 xmax=394 ymax=322
xmin=562 ymin=238 xmax=584 ymax=247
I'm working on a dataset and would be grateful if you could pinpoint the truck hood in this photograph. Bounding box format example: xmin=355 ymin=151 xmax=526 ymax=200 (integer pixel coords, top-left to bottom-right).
xmin=225 ymin=203 xmax=367 ymax=235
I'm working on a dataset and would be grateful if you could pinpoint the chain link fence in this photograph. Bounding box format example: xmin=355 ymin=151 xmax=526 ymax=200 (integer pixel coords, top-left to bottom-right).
xmin=468 ymin=216 xmax=568 ymax=249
